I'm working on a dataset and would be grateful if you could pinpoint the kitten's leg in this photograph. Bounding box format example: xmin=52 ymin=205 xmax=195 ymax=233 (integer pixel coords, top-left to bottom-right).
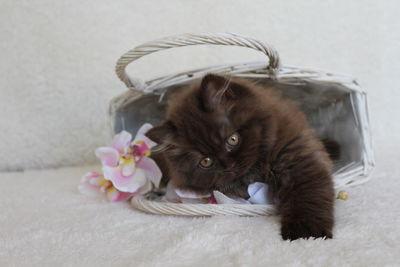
xmin=272 ymin=145 xmax=335 ymax=240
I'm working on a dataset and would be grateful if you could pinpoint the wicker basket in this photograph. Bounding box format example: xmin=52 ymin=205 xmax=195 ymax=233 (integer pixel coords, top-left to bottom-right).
xmin=110 ymin=33 xmax=374 ymax=217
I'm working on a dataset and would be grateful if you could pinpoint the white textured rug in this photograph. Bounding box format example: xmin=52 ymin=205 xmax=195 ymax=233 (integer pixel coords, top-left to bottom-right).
xmin=1 ymin=149 xmax=399 ymax=267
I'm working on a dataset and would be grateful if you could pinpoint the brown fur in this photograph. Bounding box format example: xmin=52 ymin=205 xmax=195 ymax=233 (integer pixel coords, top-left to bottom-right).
xmin=146 ymin=74 xmax=335 ymax=240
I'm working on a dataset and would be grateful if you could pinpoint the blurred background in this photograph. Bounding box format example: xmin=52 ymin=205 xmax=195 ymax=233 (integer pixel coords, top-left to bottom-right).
xmin=1 ymin=0 xmax=399 ymax=171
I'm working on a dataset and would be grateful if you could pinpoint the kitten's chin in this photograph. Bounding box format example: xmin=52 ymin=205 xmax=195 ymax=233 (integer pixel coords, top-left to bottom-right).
xmin=178 ymin=185 xmax=214 ymax=196
xmin=215 ymin=179 xmax=237 ymax=192
xmin=172 ymin=163 xmax=256 ymax=196
xmin=177 ymin=179 xmax=236 ymax=196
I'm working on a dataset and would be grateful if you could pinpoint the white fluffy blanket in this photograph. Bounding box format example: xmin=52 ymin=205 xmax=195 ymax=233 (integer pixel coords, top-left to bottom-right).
xmin=1 ymin=155 xmax=399 ymax=267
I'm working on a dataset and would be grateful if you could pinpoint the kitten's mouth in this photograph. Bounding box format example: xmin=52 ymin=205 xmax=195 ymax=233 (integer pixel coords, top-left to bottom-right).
xmin=182 ymin=169 xmax=246 ymax=196
xmin=217 ymin=182 xmax=237 ymax=193
xmin=214 ymin=176 xmax=250 ymax=199
xmin=215 ymin=172 xmax=240 ymax=191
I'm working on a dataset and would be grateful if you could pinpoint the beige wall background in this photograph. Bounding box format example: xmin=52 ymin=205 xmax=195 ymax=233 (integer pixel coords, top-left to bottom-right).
xmin=1 ymin=0 xmax=399 ymax=171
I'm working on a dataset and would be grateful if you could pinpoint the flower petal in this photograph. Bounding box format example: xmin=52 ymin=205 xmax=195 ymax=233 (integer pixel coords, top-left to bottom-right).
xmin=106 ymin=187 xmax=135 ymax=202
xmin=167 ymin=176 xmax=211 ymax=200
xmin=247 ymin=182 xmax=272 ymax=204
xmin=137 ymin=157 xmax=162 ymax=188
xmin=103 ymin=166 xmax=147 ymax=193
xmin=133 ymin=123 xmax=157 ymax=148
xmin=121 ymin=161 xmax=136 ymax=177
xmin=212 ymin=191 xmax=249 ymax=204
xmin=95 ymin=147 xmax=119 ymax=167
xmin=78 ymin=172 xmax=107 ymax=199
xmin=112 ymin=131 xmax=132 ymax=155
xmin=105 ymin=187 xmax=119 ymax=201
xmin=114 ymin=191 xmax=135 ymax=202
xmin=180 ymin=198 xmax=209 ymax=204
xmin=78 ymin=182 xmax=104 ymax=199
xmin=175 ymin=189 xmax=211 ymax=199
xmin=137 ymin=178 xmax=153 ymax=195
xmin=80 ymin=172 xmax=102 ymax=183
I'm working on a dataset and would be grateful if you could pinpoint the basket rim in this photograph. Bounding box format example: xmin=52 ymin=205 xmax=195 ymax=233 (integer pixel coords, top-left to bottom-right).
xmin=131 ymin=194 xmax=277 ymax=217
xmin=125 ymin=61 xmax=366 ymax=95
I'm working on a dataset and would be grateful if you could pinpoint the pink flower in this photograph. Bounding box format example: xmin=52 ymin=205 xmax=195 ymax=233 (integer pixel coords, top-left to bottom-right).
xmin=78 ymin=172 xmax=135 ymax=202
xmin=95 ymin=124 xmax=162 ymax=194
xmin=79 ymin=124 xmax=162 ymax=202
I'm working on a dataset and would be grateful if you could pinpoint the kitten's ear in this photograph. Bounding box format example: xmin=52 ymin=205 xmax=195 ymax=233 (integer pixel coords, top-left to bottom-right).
xmin=199 ymin=74 xmax=245 ymax=111
xmin=145 ymin=121 xmax=176 ymax=144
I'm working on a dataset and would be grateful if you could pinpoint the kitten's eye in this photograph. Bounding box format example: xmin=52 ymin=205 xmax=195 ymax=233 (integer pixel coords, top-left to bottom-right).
xmin=199 ymin=157 xmax=213 ymax=168
xmin=226 ymin=132 xmax=240 ymax=146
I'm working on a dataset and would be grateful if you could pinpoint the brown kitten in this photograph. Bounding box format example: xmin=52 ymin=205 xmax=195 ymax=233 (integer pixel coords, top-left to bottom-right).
xmin=146 ymin=74 xmax=335 ymax=240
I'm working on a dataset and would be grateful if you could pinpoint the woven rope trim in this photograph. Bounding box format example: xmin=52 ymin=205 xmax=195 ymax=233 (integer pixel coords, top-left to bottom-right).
xmin=131 ymin=195 xmax=277 ymax=217
xmin=115 ymin=32 xmax=280 ymax=89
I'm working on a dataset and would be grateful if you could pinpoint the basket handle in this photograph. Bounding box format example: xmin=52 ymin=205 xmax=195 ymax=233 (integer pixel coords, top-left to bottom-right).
xmin=115 ymin=32 xmax=281 ymax=90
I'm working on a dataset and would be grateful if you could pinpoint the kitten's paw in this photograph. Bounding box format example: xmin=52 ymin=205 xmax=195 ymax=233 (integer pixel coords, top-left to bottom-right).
xmin=281 ymin=220 xmax=333 ymax=241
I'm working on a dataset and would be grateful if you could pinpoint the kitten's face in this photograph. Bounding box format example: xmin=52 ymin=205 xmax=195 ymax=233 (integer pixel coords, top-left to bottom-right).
xmin=146 ymin=74 xmax=268 ymax=194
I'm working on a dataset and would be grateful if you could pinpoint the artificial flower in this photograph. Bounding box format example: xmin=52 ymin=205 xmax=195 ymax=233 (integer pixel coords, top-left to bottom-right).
xmin=95 ymin=124 xmax=161 ymax=193
xmin=79 ymin=123 xmax=162 ymax=202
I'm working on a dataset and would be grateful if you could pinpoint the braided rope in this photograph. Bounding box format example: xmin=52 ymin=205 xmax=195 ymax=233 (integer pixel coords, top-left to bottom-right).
xmin=131 ymin=195 xmax=277 ymax=217
xmin=115 ymin=32 xmax=280 ymax=90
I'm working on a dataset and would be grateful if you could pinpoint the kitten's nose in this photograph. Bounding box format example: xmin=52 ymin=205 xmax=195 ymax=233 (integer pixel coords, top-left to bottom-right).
xmin=223 ymin=170 xmax=237 ymax=180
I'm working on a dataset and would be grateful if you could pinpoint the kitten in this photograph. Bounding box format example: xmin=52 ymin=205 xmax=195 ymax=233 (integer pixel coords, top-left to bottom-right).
xmin=146 ymin=74 xmax=335 ymax=240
